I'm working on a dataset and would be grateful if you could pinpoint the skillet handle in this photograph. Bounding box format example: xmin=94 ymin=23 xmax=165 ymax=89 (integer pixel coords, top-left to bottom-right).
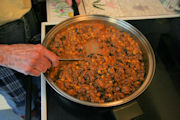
xmin=72 ymin=0 xmax=79 ymax=16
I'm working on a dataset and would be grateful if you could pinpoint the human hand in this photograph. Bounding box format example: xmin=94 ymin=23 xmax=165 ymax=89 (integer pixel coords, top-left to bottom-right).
xmin=66 ymin=0 xmax=81 ymax=6
xmin=0 ymin=44 xmax=59 ymax=76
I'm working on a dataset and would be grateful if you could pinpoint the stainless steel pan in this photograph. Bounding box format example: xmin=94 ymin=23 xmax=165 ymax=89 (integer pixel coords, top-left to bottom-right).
xmin=42 ymin=15 xmax=156 ymax=107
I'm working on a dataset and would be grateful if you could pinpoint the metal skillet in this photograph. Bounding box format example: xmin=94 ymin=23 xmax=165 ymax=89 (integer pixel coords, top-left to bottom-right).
xmin=42 ymin=15 xmax=156 ymax=107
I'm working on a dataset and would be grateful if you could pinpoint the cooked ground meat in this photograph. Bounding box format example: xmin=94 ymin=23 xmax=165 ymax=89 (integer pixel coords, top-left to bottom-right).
xmin=46 ymin=20 xmax=145 ymax=103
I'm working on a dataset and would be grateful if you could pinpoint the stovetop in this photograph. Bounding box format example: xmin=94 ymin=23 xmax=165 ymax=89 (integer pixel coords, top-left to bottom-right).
xmin=41 ymin=18 xmax=180 ymax=120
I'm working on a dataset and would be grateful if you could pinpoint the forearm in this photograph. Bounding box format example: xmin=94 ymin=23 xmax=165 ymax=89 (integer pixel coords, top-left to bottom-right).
xmin=0 ymin=44 xmax=9 ymax=66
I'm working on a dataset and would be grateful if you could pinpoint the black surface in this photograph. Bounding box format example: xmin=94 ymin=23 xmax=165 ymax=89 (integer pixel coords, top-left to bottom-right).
xmin=45 ymin=18 xmax=180 ymax=120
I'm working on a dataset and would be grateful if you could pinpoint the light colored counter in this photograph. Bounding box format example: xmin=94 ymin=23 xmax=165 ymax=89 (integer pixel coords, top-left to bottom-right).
xmin=78 ymin=0 xmax=180 ymax=20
